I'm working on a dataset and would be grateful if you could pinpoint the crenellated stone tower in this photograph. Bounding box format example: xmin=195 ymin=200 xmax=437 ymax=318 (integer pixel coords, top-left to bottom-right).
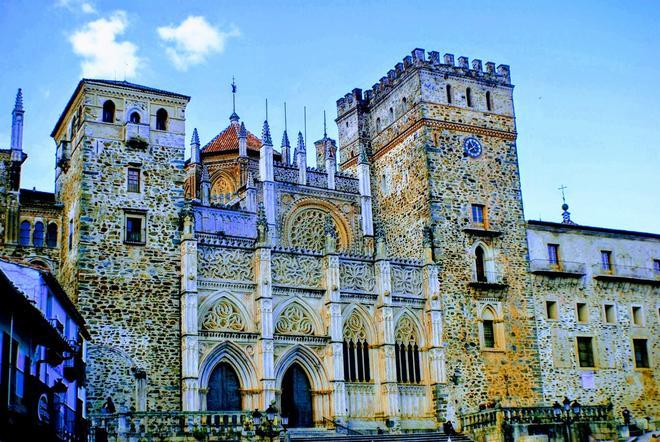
xmin=50 ymin=80 xmax=190 ymax=411
xmin=337 ymin=48 xmax=542 ymax=419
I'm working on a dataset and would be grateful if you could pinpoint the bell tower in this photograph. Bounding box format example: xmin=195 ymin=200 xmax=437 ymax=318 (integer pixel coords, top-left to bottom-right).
xmin=336 ymin=48 xmax=541 ymax=418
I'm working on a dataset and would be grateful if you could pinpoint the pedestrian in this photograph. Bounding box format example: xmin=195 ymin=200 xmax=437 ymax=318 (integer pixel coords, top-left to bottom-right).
xmin=621 ymin=407 xmax=631 ymax=426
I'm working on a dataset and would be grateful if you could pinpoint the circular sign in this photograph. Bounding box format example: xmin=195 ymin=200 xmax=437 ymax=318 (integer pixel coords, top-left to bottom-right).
xmin=37 ymin=393 xmax=50 ymax=424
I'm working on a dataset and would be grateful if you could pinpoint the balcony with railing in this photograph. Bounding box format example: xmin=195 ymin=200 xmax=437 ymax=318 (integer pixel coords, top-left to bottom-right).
xmin=469 ymin=269 xmax=508 ymax=290
xmin=89 ymin=411 xmax=249 ymax=441
xmin=529 ymin=259 xmax=586 ymax=277
xmin=463 ymin=222 xmax=502 ymax=237
xmin=592 ymin=263 xmax=659 ymax=285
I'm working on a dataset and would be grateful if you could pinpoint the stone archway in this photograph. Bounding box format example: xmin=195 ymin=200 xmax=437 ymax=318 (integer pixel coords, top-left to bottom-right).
xmin=281 ymin=363 xmax=313 ymax=428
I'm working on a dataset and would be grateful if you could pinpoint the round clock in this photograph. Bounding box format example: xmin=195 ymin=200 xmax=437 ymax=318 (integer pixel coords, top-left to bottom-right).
xmin=464 ymin=137 xmax=482 ymax=158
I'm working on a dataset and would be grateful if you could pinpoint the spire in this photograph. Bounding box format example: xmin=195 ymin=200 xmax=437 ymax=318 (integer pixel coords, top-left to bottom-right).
xmin=14 ymin=89 xmax=23 ymax=112
xmin=281 ymin=130 xmax=291 ymax=164
xmin=323 ymin=109 xmax=327 ymax=138
xmin=238 ymin=122 xmax=247 ymax=158
xmin=261 ymin=120 xmax=272 ymax=146
xmin=10 ymin=88 xmax=24 ymax=153
xmin=190 ymin=128 xmax=200 ymax=163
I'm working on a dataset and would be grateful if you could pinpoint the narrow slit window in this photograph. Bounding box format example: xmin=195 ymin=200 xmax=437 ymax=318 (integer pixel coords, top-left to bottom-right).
xmin=486 ymin=91 xmax=492 ymax=111
xmin=466 ymin=87 xmax=472 ymax=107
xmin=546 ymin=301 xmax=558 ymax=320
xmin=547 ymin=244 xmax=560 ymax=266
xmin=446 ymin=84 xmax=452 ymax=103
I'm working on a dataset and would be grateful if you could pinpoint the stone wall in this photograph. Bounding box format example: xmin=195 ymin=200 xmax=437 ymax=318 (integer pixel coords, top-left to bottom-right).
xmin=52 ymin=81 xmax=189 ymax=412
xmin=527 ymin=224 xmax=659 ymax=420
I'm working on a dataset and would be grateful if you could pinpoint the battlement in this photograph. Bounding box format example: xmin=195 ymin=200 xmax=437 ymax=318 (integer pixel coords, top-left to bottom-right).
xmin=337 ymin=48 xmax=511 ymax=116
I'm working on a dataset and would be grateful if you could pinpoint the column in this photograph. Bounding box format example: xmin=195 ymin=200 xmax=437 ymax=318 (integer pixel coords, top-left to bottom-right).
xmin=180 ymin=210 xmax=200 ymax=411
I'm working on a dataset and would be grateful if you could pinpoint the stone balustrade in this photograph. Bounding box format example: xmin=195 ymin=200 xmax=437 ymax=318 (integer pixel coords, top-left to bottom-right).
xmin=89 ymin=411 xmax=249 ymax=441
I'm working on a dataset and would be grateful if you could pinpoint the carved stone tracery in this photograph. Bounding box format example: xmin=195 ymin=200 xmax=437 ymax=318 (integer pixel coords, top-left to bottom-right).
xmin=275 ymin=303 xmax=314 ymax=335
xmin=340 ymin=262 xmax=375 ymax=292
xmin=202 ymin=299 xmax=245 ymax=332
xmin=395 ymin=317 xmax=418 ymax=345
xmin=199 ymin=247 xmax=253 ymax=281
xmin=343 ymin=312 xmax=368 ymax=341
xmin=272 ymin=254 xmax=322 ymax=287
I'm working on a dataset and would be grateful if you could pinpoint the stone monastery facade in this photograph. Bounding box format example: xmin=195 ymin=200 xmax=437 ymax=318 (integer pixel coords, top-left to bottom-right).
xmin=1 ymin=48 xmax=657 ymax=432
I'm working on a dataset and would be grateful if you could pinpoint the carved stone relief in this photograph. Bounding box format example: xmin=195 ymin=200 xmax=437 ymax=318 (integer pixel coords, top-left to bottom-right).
xmin=340 ymin=261 xmax=375 ymax=292
xmin=199 ymin=247 xmax=253 ymax=281
xmin=272 ymin=254 xmax=322 ymax=287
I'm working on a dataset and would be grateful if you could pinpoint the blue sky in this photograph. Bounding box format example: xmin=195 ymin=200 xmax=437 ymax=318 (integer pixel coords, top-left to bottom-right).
xmin=1 ymin=0 xmax=658 ymax=232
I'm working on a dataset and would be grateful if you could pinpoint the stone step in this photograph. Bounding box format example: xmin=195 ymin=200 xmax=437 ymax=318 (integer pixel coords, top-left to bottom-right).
xmin=289 ymin=430 xmax=472 ymax=442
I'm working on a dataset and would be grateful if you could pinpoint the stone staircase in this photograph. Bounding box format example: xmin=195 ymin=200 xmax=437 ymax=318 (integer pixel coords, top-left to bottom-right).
xmin=288 ymin=430 xmax=472 ymax=441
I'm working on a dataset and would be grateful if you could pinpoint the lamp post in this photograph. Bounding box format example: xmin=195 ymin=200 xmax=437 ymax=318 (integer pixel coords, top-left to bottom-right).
xmin=552 ymin=397 xmax=581 ymax=442
xmin=251 ymin=402 xmax=288 ymax=442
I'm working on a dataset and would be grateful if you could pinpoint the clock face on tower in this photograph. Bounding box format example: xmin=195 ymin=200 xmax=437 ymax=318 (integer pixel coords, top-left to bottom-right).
xmin=463 ymin=137 xmax=482 ymax=158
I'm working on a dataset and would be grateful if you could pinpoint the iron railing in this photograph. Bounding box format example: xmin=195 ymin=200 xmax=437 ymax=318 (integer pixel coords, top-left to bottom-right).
xmin=592 ymin=263 xmax=657 ymax=281
xmin=529 ymin=259 xmax=586 ymax=275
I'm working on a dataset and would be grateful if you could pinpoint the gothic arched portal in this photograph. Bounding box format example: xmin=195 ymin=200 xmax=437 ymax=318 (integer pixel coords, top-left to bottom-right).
xmin=281 ymin=363 xmax=313 ymax=427
xmin=206 ymin=362 xmax=241 ymax=411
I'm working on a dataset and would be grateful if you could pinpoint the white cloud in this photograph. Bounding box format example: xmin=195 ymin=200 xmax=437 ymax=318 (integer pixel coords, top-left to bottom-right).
xmin=157 ymin=16 xmax=239 ymax=71
xmin=69 ymin=11 xmax=141 ymax=79
xmin=56 ymin=0 xmax=96 ymax=14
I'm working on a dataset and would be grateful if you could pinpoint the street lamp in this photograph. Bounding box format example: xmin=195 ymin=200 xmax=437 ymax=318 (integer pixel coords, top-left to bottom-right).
xmin=252 ymin=402 xmax=287 ymax=442
xmin=553 ymin=397 xmax=581 ymax=441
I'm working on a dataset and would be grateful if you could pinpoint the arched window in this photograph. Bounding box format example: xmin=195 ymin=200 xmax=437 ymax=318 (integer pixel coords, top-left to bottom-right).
xmin=156 ymin=108 xmax=168 ymax=130
xmin=402 ymin=97 xmax=408 ymax=112
xmin=389 ymin=107 xmax=394 ymax=121
xmin=46 ymin=223 xmax=58 ymax=248
xmin=33 ymin=221 xmax=44 ymax=247
xmin=129 ymin=111 xmax=141 ymax=124
xmin=466 ymin=87 xmax=473 ymax=107
xmin=102 ymin=100 xmax=115 ymax=123
xmin=486 ymin=91 xmax=492 ymax=111
xmin=446 ymin=84 xmax=452 ymax=104
xmin=376 ymin=117 xmax=381 ymax=132
xmin=19 ymin=221 xmax=30 ymax=246
xmin=394 ymin=317 xmax=421 ymax=384
xmin=482 ymin=308 xmax=496 ymax=348
xmin=343 ymin=312 xmax=371 ymax=383
xmin=475 ymin=245 xmax=487 ymax=282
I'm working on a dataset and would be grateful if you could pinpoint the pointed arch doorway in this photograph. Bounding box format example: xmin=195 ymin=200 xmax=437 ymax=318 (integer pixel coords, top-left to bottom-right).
xmin=207 ymin=362 xmax=241 ymax=411
xmin=281 ymin=363 xmax=313 ymax=427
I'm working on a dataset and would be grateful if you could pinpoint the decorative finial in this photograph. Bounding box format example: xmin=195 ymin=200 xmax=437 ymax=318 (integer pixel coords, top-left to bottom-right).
xmin=239 ymin=122 xmax=247 ymax=138
xmin=281 ymin=130 xmax=290 ymax=148
xmin=201 ymin=164 xmax=210 ymax=183
xmin=14 ymin=89 xmax=24 ymax=112
xmin=323 ymin=109 xmax=327 ymax=138
xmin=261 ymin=120 xmax=272 ymax=146
xmin=296 ymin=131 xmax=305 ymax=153
xmin=229 ymin=77 xmax=239 ymax=122
xmin=247 ymin=171 xmax=255 ymax=188
xmin=558 ymin=185 xmax=577 ymax=225
xmin=256 ymin=202 xmax=269 ymax=243
xmin=191 ymin=128 xmax=200 ymax=146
